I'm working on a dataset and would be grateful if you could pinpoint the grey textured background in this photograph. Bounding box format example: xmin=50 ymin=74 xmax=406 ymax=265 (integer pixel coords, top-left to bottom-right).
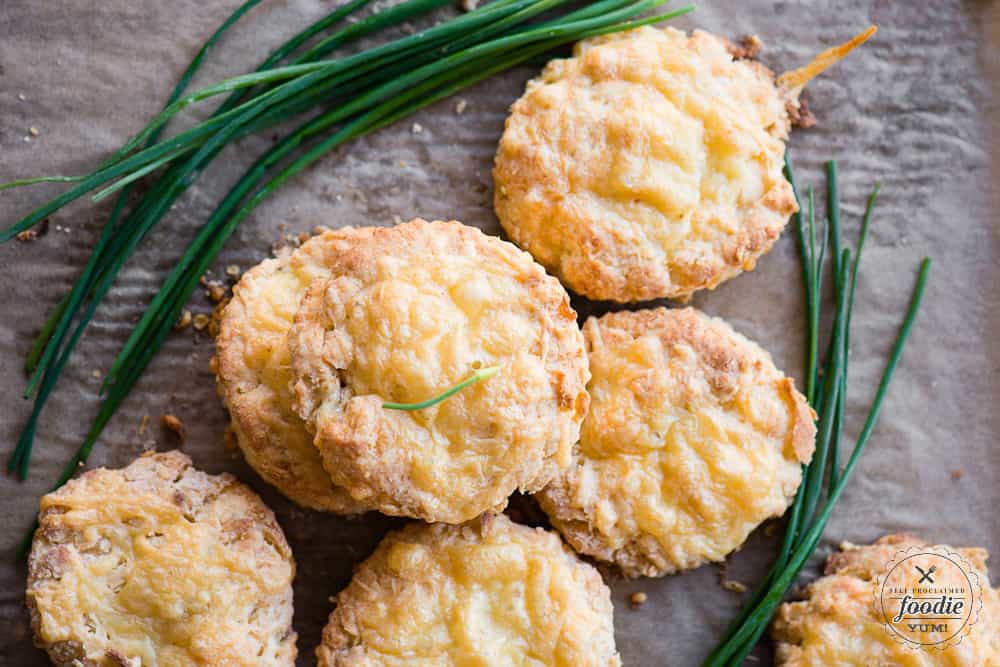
xmin=1 ymin=1 xmax=997 ymax=664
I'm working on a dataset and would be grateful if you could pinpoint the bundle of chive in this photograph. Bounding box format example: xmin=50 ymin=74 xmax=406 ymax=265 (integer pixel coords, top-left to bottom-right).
xmin=701 ymin=159 xmax=930 ymax=665
xmin=1 ymin=0 xmax=693 ymax=500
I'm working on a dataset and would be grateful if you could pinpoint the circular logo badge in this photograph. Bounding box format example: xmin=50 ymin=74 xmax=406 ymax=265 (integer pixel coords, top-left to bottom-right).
xmin=875 ymin=545 xmax=983 ymax=650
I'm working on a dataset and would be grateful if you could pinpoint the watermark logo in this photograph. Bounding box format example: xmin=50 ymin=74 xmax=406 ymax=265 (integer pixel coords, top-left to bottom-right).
xmin=875 ymin=545 xmax=983 ymax=650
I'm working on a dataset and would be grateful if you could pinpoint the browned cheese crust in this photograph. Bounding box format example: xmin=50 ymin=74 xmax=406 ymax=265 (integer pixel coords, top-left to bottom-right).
xmin=317 ymin=514 xmax=620 ymax=666
xmin=286 ymin=220 xmax=589 ymax=523
xmin=772 ymin=533 xmax=1000 ymax=666
xmin=536 ymin=307 xmax=815 ymax=577
xmin=493 ymin=27 xmax=798 ymax=303
xmin=25 ymin=451 xmax=297 ymax=667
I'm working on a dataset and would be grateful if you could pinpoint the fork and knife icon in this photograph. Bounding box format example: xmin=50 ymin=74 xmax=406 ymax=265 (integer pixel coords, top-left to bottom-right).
xmin=915 ymin=564 xmax=937 ymax=584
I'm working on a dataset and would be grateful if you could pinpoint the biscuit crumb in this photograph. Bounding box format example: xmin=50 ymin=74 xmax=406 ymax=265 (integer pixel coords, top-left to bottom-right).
xmin=412 ymin=122 xmax=423 ymax=134
xmin=225 ymin=264 xmax=241 ymax=278
xmin=161 ymin=414 xmax=185 ymax=441
xmin=15 ymin=219 xmax=49 ymax=242
xmin=92 ymin=369 xmax=102 ymax=379
xmin=728 ymin=34 xmax=763 ymax=60
xmin=461 ymin=0 xmax=478 ymax=10
xmin=629 ymin=591 xmax=647 ymax=608
xmin=18 ymin=93 xmax=27 ymax=101
xmin=206 ymin=281 xmax=227 ymax=303
xmin=29 ymin=126 xmax=39 ymax=137
xmin=138 ymin=414 xmax=149 ymax=436
xmin=193 ymin=313 xmax=211 ymax=331
xmin=951 ymin=469 xmax=964 ymax=480
xmin=175 ymin=309 xmax=192 ymax=330
xmin=455 ymin=99 xmax=468 ymax=114
xmin=722 ymin=579 xmax=748 ymax=593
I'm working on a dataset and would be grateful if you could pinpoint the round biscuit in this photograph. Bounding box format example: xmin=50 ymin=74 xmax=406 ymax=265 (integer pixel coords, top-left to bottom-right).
xmin=493 ymin=27 xmax=798 ymax=302
xmin=771 ymin=533 xmax=1000 ymax=665
xmin=216 ymin=231 xmax=372 ymax=513
xmin=25 ymin=450 xmax=297 ymax=666
xmin=286 ymin=219 xmax=589 ymax=524
xmin=316 ymin=513 xmax=620 ymax=666
xmin=536 ymin=307 xmax=815 ymax=577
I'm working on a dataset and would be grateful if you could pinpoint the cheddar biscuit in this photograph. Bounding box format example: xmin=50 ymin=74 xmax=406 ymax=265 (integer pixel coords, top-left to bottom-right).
xmin=216 ymin=232 xmax=370 ymax=513
xmin=287 ymin=220 xmax=589 ymax=524
xmin=493 ymin=27 xmax=799 ymax=302
xmin=536 ymin=307 xmax=815 ymax=577
xmin=26 ymin=451 xmax=297 ymax=667
xmin=772 ymin=533 xmax=1000 ymax=666
xmin=317 ymin=514 xmax=620 ymax=666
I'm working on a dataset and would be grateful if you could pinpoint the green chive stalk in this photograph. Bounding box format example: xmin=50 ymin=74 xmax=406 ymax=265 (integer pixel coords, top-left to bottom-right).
xmin=2 ymin=0 xmax=693 ymax=500
xmin=701 ymin=158 xmax=930 ymax=665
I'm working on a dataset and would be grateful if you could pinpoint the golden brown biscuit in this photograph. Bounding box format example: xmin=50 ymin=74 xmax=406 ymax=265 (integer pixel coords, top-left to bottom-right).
xmin=25 ymin=451 xmax=297 ymax=667
xmin=216 ymin=233 xmax=370 ymax=513
xmin=316 ymin=513 xmax=620 ymax=666
xmin=286 ymin=220 xmax=589 ymax=524
xmin=536 ymin=307 xmax=815 ymax=577
xmin=494 ymin=27 xmax=798 ymax=303
xmin=772 ymin=533 xmax=1000 ymax=666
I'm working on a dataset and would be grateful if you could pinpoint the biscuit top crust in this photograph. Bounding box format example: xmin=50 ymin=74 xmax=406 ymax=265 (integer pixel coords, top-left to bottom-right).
xmin=536 ymin=307 xmax=815 ymax=577
xmin=26 ymin=451 xmax=297 ymax=667
xmin=317 ymin=513 xmax=620 ymax=667
xmin=287 ymin=220 xmax=590 ymax=524
xmin=493 ymin=27 xmax=798 ymax=302
xmin=772 ymin=533 xmax=1000 ymax=666
xmin=216 ymin=231 xmax=371 ymax=513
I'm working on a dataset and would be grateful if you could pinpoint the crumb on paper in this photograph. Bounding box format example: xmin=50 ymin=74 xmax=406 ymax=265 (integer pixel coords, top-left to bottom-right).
xmin=392 ymin=215 xmax=403 ymax=225
xmin=161 ymin=414 xmax=185 ymax=441
xmin=727 ymin=34 xmax=763 ymax=60
xmin=17 ymin=93 xmax=26 ymax=101
xmin=92 ymin=369 xmax=101 ymax=379
xmin=29 ymin=126 xmax=39 ymax=137
xmin=399 ymin=159 xmax=407 ymax=168
xmin=193 ymin=313 xmax=211 ymax=331
xmin=455 ymin=99 xmax=468 ymax=114
xmin=951 ymin=469 xmax=965 ymax=480
xmin=629 ymin=591 xmax=647 ymax=608
xmin=205 ymin=281 xmax=227 ymax=303
xmin=722 ymin=579 xmax=748 ymax=594
xmin=175 ymin=309 xmax=192 ymax=330
xmin=225 ymin=264 xmax=241 ymax=278
xmin=138 ymin=414 xmax=150 ymax=437
xmin=412 ymin=122 xmax=423 ymax=134
xmin=461 ymin=0 xmax=478 ymax=11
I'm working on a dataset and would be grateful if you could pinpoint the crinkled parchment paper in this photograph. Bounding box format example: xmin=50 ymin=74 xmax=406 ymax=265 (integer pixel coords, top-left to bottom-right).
xmin=1 ymin=1 xmax=997 ymax=664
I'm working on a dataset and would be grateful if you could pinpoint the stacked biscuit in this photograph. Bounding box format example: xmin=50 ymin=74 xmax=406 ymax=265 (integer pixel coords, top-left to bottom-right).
xmin=28 ymin=26 xmax=995 ymax=667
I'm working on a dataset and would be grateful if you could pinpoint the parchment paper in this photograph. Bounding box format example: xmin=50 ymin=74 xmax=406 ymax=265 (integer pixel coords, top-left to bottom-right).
xmin=1 ymin=1 xmax=997 ymax=664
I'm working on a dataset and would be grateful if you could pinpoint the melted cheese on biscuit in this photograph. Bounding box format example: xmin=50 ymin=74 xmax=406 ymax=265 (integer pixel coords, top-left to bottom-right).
xmin=494 ymin=27 xmax=796 ymax=302
xmin=27 ymin=452 xmax=296 ymax=667
xmin=537 ymin=308 xmax=814 ymax=577
xmin=772 ymin=534 xmax=1000 ymax=666
xmin=317 ymin=515 xmax=620 ymax=667
xmin=287 ymin=221 xmax=587 ymax=524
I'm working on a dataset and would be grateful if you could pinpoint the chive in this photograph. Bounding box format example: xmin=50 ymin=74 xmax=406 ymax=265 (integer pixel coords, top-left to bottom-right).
xmin=5 ymin=1 xmax=695 ymax=492
xmin=382 ymin=366 xmax=503 ymax=411
xmin=7 ymin=0 xmax=268 ymax=474
xmin=702 ymin=157 xmax=930 ymax=665
xmin=8 ymin=0 xmax=439 ymax=470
